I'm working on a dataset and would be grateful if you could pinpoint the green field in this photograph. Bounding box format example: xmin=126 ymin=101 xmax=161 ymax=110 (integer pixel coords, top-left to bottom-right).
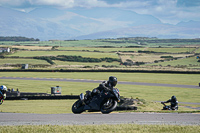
xmin=0 ymin=59 xmax=49 ymax=65
xmin=57 ymin=47 xmax=144 ymax=52
xmin=146 ymin=56 xmax=200 ymax=67
xmin=1 ymin=39 xmax=200 ymax=70
xmin=0 ymin=39 xmax=200 ymax=114
xmin=6 ymin=51 xmax=119 ymax=59
xmin=0 ymin=72 xmax=199 ymax=114
xmin=0 ymin=124 xmax=199 ymax=133
xmin=147 ymin=47 xmax=197 ymax=53
xmin=1 ymin=72 xmax=199 ymax=85
xmin=1 ymin=38 xmax=200 ymax=47
xmin=1 ymin=35 xmax=200 ymax=132
xmin=53 ymin=60 xmax=121 ymax=66
xmin=1 ymin=78 xmax=199 ymax=103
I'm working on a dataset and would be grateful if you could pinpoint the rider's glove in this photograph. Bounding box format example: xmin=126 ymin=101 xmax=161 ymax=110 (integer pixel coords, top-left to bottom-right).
xmin=3 ymin=94 xmax=6 ymax=99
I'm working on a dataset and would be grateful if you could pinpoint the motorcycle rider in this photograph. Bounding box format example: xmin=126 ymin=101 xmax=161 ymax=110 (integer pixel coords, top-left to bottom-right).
xmin=0 ymin=85 xmax=7 ymax=105
xmin=161 ymin=95 xmax=178 ymax=110
xmin=88 ymin=76 xmax=118 ymax=98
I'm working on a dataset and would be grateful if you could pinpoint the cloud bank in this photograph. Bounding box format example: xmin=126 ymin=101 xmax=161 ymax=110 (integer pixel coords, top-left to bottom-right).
xmin=0 ymin=0 xmax=200 ymax=24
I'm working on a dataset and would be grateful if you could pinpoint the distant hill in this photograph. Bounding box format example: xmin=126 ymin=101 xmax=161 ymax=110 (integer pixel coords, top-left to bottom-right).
xmin=74 ymin=23 xmax=200 ymax=40
xmin=0 ymin=6 xmax=200 ymax=40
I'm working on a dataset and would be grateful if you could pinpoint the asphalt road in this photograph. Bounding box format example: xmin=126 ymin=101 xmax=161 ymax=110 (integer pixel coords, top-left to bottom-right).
xmin=0 ymin=112 xmax=199 ymax=126
xmin=0 ymin=77 xmax=199 ymax=89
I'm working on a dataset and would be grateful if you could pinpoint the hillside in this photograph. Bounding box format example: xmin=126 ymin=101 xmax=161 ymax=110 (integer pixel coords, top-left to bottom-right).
xmin=0 ymin=6 xmax=200 ymax=40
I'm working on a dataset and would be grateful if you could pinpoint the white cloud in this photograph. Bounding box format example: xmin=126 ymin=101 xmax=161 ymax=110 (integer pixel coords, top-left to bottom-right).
xmin=0 ymin=0 xmax=108 ymax=8
xmin=0 ymin=0 xmax=26 ymax=6
xmin=74 ymin=0 xmax=108 ymax=8
xmin=0 ymin=0 xmax=200 ymax=24
xmin=108 ymin=0 xmax=200 ymax=24
xmin=28 ymin=0 xmax=74 ymax=8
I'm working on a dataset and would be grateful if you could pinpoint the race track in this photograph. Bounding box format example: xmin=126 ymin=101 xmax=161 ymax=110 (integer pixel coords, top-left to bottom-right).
xmin=0 ymin=77 xmax=199 ymax=126
xmin=0 ymin=112 xmax=199 ymax=126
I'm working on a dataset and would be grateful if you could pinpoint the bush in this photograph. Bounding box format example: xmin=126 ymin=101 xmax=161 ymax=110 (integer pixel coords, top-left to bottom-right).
xmin=56 ymin=55 xmax=120 ymax=63
xmin=33 ymin=57 xmax=55 ymax=65
xmin=160 ymin=56 xmax=173 ymax=58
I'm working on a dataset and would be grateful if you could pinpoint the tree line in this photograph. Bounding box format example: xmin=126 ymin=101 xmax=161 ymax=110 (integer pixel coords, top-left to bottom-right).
xmin=0 ymin=36 xmax=40 ymax=41
xmin=34 ymin=55 xmax=121 ymax=65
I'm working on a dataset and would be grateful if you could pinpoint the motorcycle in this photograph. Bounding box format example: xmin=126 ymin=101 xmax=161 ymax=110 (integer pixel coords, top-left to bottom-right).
xmin=72 ymin=88 xmax=120 ymax=114
xmin=0 ymin=93 xmax=6 ymax=105
xmin=161 ymin=102 xmax=178 ymax=110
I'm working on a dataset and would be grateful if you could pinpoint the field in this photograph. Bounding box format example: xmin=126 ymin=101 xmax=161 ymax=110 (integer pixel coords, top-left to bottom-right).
xmin=0 ymin=39 xmax=200 ymax=112
xmin=0 ymin=124 xmax=199 ymax=133
xmin=0 ymin=39 xmax=200 ymax=132
xmin=1 ymin=39 xmax=200 ymax=70
xmin=0 ymin=72 xmax=199 ymax=114
xmin=6 ymin=51 xmax=119 ymax=59
xmin=0 ymin=59 xmax=49 ymax=65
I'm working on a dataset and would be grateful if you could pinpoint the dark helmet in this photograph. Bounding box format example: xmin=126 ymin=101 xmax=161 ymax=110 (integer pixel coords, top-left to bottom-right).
xmin=109 ymin=76 xmax=117 ymax=87
xmin=171 ymin=95 xmax=177 ymax=101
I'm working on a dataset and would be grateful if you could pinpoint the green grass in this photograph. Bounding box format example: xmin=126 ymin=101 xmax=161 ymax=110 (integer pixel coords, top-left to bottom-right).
xmin=147 ymin=47 xmax=196 ymax=53
xmin=1 ymin=100 xmax=74 ymax=114
xmin=0 ymin=72 xmax=199 ymax=114
xmin=1 ymin=124 xmax=199 ymax=133
xmin=2 ymin=43 xmax=199 ymax=70
xmin=0 ymin=72 xmax=199 ymax=85
xmin=6 ymin=51 xmax=119 ymax=58
xmin=53 ymin=60 xmax=121 ymax=66
xmin=195 ymin=48 xmax=200 ymax=53
xmin=0 ymin=73 xmax=199 ymax=107
xmin=1 ymin=78 xmax=199 ymax=103
xmin=1 ymin=39 xmax=200 ymax=47
xmin=147 ymin=57 xmax=200 ymax=67
xmin=0 ymin=59 xmax=49 ymax=65
xmin=57 ymin=47 xmax=144 ymax=52
xmin=0 ymin=99 xmax=197 ymax=114
xmin=129 ymin=53 xmax=192 ymax=63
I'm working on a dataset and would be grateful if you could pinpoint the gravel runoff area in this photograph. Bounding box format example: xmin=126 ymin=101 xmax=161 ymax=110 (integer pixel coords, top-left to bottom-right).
xmin=0 ymin=112 xmax=199 ymax=126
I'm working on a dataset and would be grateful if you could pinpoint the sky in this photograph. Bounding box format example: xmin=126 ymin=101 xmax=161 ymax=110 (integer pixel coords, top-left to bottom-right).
xmin=0 ymin=0 xmax=200 ymax=24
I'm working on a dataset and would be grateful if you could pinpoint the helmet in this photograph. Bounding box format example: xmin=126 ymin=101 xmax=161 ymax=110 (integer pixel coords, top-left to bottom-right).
xmin=0 ymin=85 xmax=7 ymax=93
xmin=171 ymin=95 xmax=176 ymax=101
xmin=108 ymin=76 xmax=117 ymax=87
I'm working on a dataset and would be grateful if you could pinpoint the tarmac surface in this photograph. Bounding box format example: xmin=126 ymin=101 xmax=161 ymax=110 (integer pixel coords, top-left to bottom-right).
xmin=0 ymin=112 xmax=199 ymax=126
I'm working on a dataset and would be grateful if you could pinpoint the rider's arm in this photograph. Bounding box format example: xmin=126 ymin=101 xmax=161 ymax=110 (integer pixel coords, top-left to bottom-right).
xmin=0 ymin=91 xmax=3 ymax=97
xmin=99 ymin=81 xmax=110 ymax=91
xmin=164 ymin=99 xmax=171 ymax=103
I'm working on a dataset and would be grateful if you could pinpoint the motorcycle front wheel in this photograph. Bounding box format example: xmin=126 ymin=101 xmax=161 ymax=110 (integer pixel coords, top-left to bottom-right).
xmin=72 ymin=99 xmax=85 ymax=114
xmin=100 ymin=98 xmax=117 ymax=114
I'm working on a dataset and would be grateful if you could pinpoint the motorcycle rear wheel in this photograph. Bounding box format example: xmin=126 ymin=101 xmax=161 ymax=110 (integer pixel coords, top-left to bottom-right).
xmin=100 ymin=98 xmax=117 ymax=114
xmin=72 ymin=99 xmax=85 ymax=114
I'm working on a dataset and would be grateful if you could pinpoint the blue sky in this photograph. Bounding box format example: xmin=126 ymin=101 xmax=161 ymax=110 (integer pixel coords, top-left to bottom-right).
xmin=0 ymin=0 xmax=200 ymax=24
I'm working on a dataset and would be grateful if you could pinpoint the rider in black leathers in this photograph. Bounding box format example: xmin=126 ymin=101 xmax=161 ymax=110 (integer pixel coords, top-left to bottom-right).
xmin=90 ymin=76 xmax=118 ymax=97
xmin=161 ymin=95 xmax=178 ymax=110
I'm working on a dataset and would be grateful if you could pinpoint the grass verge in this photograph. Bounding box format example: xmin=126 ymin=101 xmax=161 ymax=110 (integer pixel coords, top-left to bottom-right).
xmin=1 ymin=100 xmax=199 ymax=114
xmin=0 ymin=124 xmax=199 ymax=133
xmin=0 ymin=72 xmax=200 ymax=85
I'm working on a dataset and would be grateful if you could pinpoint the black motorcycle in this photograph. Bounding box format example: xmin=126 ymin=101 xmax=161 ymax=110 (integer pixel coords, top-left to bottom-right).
xmin=72 ymin=88 xmax=120 ymax=114
xmin=161 ymin=102 xmax=178 ymax=110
